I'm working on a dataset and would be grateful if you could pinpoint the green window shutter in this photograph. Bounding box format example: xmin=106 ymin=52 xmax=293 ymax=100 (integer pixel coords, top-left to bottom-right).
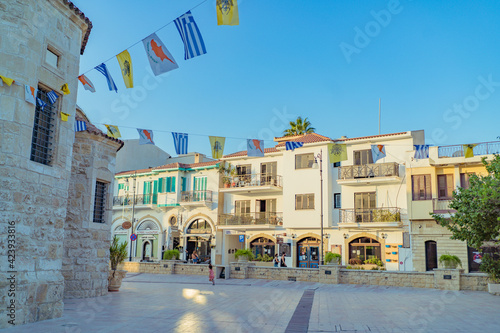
xmin=171 ymin=176 xmax=176 ymax=192
xmin=158 ymin=178 xmax=163 ymax=193
xmin=181 ymin=177 xmax=186 ymax=192
xmin=152 ymin=180 xmax=158 ymax=204
xmin=118 ymin=183 xmax=124 ymax=190
xmin=166 ymin=177 xmax=171 ymax=192
xmin=143 ymin=182 xmax=150 ymax=204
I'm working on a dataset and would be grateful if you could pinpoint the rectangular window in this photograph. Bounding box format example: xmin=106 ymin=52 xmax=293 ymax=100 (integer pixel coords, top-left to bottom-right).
xmin=93 ymin=181 xmax=107 ymax=223
xmin=334 ymin=193 xmax=341 ymax=209
xmin=333 ymin=162 xmax=341 ymax=168
xmin=30 ymin=88 xmax=57 ymax=165
xmin=143 ymin=181 xmax=152 ymax=204
xmin=235 ymin=200 xmax=251 ymax=215
xmin=460 ymin=173 xmax=474 ymax=189
xmin=295 ymin=153 xmax=315 ymax=169
xmin=46 ymin=48 xmax=59 ymax=68
xmin=118 ymin=183 xmax=124 ymax=190
xmin=159 ymin=176 xmax=176 ymax=193
xmin=438 ymin=174 xmax=454 ymax=199
xmin=295 ymin=193 xmax=315 ymax=210
xmin=412 ymin=174 xmax=431 ymax=200
xmin=353 ymin=150 xmax=373 ymax=165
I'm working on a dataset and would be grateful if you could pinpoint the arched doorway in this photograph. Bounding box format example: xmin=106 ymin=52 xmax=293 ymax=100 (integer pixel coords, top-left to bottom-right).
xmin=425 ymin=240 xmax=437 ymax=271
xmin=136 ymin=220 xmax=160 ymax=261
xmin=142 ymin=241 xmax=152 ymax=260
xmin=186 ymin=218 xmax=213 ymax=262
xmin=250 ymin=237 xmax=275 ymax=259
xmin=349 ymin=237 xmax=381 ymax=263
xmin=297 ymin=237 xmax=320 ymax=268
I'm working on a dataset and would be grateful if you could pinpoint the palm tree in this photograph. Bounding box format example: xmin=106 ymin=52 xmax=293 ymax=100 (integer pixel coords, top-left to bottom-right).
xmin=283 ymin=117 xmax=315 ymax=137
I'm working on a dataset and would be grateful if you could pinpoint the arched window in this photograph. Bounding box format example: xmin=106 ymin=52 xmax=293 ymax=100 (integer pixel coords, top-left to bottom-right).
xmin=137 ymin=220 xmax=159 ymax=231
xmin=250 ymin=237 xmax=275 ymax=258
xmin=349 ymin=237 xmax=381 ymax=263
xmin=186 ymin=219 xmax=212 ymax=234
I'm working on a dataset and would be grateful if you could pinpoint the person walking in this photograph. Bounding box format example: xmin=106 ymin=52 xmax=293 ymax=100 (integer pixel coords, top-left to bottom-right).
xmin=273 ymin=254 xmax=279 ymax=267
xmin=280 ymin=252 xmax=287 ymax=267
xmin=208 ymin=264 xmax=215 ymax=285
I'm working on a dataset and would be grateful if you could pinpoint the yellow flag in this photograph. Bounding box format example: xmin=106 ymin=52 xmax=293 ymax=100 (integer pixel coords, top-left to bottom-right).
xmin=463 ymin=144 xmax=477 ymax=158
xmin=328 ymin=143 xmax=347 ymax=163
xmin=61 ymin=112 xmax=70 ymax=121
xmin=217 ymin=0 xmax=239 ymax=26
xmin=61 ymin=83 xmax=70 ymax=95
xmin=105 ymin=124 xmax=122 ymax=138
xmin=209 ymin=136 xmax=225 ymax=159
xmin=0 ymin=75 xmax=14 ymax=86
xmin=116 ymin=50 xmax=133 ymax=88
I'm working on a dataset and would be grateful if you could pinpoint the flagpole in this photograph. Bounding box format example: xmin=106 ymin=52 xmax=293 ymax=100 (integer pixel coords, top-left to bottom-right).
xmin=378 ymin=98 xmax=381 ymax=135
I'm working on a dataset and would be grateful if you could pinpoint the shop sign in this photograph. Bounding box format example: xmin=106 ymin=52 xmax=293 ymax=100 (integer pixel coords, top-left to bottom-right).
xmin=122 ymin=221 xmax=132 ymax=229
xmin=140 ymin=235 xmax=156 ymax=240
xmin=187 ymin=228 xmax=211 ymax=234
xmin=225 ymin=230 xmax=245 ymax=235
xmin=140 ymin=230 xmax=159 ymax=235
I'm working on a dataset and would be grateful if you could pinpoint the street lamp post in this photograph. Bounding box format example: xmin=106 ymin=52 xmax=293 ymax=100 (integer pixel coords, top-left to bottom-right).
xmin=127 ymin=173 xmax=137 ymax=262
xmin=313 ymin=149 xmax=324 ymax=266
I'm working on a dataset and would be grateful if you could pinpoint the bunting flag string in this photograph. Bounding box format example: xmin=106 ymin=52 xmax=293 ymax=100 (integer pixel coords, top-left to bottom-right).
xmin=414 ymin=145 xmax=429 ymax=159
xmin=217 ymin=0 xmax=239 ymax=25
xmin=209 ymin=136 xmax=225 ymax=159
xmin=61 ymin=83 xmax=71 ymax=95
xmin=0 ymin=75 xmax=14 ymax=86
xmin=172 ymin=132 xmax=189 ymax=154
xmin=116 ymin=50 xmax=134 ymax=88
xmin=328 ymin=143 xmax=348 ymax=163
xmin=61 ymin=112 xmax=70 ymax=122
xmin=47 ymin=90 xmax=59 ymax=104
xmin=174 ymin=11 xmax=207 ymax=60
xmin=285 ymin=141 xmax=304 ymax=151
xmin=143 ymin=33 xmax=179 ymax=76
xmin=95 ymin=63 xmax=118 ymax=92
xmin=78 ymin=74 xmax=96 ymax=93
xmin=138 ymin=128 xmax=155 ymax=145
xmin=105 ymin=124 xmax=122 ymax=139
xmin=36 ymin=97 xmax=46 ymax=111
xmin=463 ymin=144 xmax=477 ymax=158
xmin=24 ymin=85 xmax=36 ymax=105
xmin=74 ymin=120 xmax=87 ymax=132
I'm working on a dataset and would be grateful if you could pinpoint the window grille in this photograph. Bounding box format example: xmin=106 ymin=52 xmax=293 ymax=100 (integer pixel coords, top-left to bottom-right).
xmin=30 ymin=88 xmax=57 ymax=165
xmin=93 ymin=181 xmax=107 ymax=223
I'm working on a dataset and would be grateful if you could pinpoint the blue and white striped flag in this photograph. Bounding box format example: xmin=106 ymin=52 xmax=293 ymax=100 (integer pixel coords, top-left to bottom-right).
xmin=174 ymin=11 xmax=207 ymax=60
xmin=94 ymin=63 xmax=118 ymax=92
xmin=414 ymin=145 xmax=429 ymax=159
xmin=46 ymin=90 xmax=58 ymax=104
xmin=36 ymin=97 xmax=46 ymax=111
xmin=172 ymin=132 xmax=188 ymax=155
xmin=74 ymin=120 xmax=87 ymax=132
xmin=285 ymin=141 xmax=304 ymax=151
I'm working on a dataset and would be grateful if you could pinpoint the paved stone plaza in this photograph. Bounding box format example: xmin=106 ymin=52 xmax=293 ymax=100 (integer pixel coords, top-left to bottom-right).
xmin=5 ymin=273 xmax=500 ymax=332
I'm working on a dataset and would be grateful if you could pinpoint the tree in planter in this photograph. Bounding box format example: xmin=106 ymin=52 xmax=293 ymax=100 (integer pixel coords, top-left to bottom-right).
xmin=432 ymin=155 xmax=500 ymax=285
xmin=109 ymin=236 xmax=128 ymax=292
xmin=324 ymin=252 xmax=341 ymax=265
xmin=438 ymin=254 xmax=462 ymax=269
xmin=234 ymin=249 xmax=254 ymax=261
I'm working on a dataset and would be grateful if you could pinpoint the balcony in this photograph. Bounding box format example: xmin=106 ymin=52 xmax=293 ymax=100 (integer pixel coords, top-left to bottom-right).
xmin=219 ymin=212 xmax=283 ymax=228
xmin=438 ymin=141 xmax=500 ymax=158
xmin=337 ymin=162 xmax=400 ymax=186
xmin=220 ymin=173 xmax=283 ymax=194
xmin=180 ymin=190 xmax=213 ymax=207
xmin=432 ymin=199 xmax=456 ymax=214
xmin=113 ymin=194 xmax=152 ymax=207
xmin=339 ymin=207 xmax=402 ymax=228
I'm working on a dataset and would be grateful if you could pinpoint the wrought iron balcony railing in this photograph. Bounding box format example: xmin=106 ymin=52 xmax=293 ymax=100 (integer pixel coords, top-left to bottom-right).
xmin=221 ymin=173 xmax=282 ymax=189
xmin=339 ymin=207 xmax=401 ymax=223
xmin=180 ymin=190 xmax=212 ymax=203
xmin=438 ymin=141 xmax=500 ymax=158
xmin=219 ymin=212 xmax=283 ymax=226
xmin=113 ymin=194 xmax=155 ymax=206
xmin=338 ymin=162 xmax=399 ymax=180
xmin=432 ymin=199 xmax=456 ymax=213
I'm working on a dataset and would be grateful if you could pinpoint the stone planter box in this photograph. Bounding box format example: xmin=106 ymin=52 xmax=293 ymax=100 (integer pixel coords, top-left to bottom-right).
xmin=488 ymin=283 xmax=500 ymax=296
xmin=108 ymin=270 xmax=127 ymax=292
xmin=251 ymin=261 xmax=275 ymax=267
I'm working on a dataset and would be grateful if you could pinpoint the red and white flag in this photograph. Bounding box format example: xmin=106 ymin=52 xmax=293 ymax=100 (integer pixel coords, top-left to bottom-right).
xmin=137 ymin=128 xmax=155 ymax=145
xmin=78 ymin=74 xmax=96 ymax=93
xmin=24 ymin=85 xmax=37 ymax=105
xmin=142 ymin=33 xmax=179 ymax=76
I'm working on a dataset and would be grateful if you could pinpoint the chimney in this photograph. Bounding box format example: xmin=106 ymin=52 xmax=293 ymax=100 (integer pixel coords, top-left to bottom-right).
xmin=194 ymin=153 xmax=201 ymax=163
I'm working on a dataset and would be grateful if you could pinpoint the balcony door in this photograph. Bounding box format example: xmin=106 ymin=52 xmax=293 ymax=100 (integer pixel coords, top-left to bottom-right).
xmin=261 ymin=162 xmax=277 ymax=185
xmin=256 ymin=199 xmax=276 ymax=217
xmin=354 ymin=192 xmax=376 ymax=222
xmin=425 ymin=241 xmax=438 ymax=271
xmin=354 ymin=150 xmax=373 ymax=165
xmin=193 ymin=176 xmax=207 ymax=201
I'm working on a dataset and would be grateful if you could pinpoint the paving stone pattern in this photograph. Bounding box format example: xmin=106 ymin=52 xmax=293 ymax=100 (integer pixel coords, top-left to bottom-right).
xmin=5 ymin=273 xmax=500 ymax=333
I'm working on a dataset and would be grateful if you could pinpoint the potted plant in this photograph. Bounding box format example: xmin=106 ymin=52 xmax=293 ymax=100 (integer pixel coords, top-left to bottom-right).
xmin=108 ymin=236 xmax=128 ymax=292
xmin=438 ymin=253 xmax=462 ymax=269
xmin=234 ymin=248 xmax=254 ymax=262
xmin=163 ymin=249 xmax=180 ymax=260
xmin=218 ymin=162 xmax=236 ymax=188
xmin=324 ymin=252 xmax=341 ymax=265
xmin=481 ymin=253 xmax=500 ymax=295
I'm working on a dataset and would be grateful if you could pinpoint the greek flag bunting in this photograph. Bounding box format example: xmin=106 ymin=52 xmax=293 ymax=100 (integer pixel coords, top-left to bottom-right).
xmin=174 ymin=11 xmax=207 ymax=60
xmin=74 ymin=120 xmax=87 ymax=132
xmin=36 ymin=97 xmax=46 ymax=111
xmin=172 ymin=132 xmax=188 ymax=155
xmin=47 ymin=90 xmax=58 ymax=104
xmin=95 ymin=63 xmax=118 ymax=92
xmin=414 ymin=145 xmax=429 ymax=159
xmin=285 ymin=141 xmax=304 ymax=151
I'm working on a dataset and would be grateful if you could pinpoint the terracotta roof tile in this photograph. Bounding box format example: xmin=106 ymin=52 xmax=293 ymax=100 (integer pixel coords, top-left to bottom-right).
xmin=62 ymin=0 xmax=92 ymax=55
xmin=334 ymin=131 xmax=409 ymax=142
xmin=222 ymin=147 xmax=279 ymax=158
xmin=153 ymin=160 xmax=219 ymax=170
xmin=275 ymin=133 xmax=333 ymax=147
xmin=75 ymin=115 xmax=124 ymax=151
xmin=116 ymin=168 xmax=154 ymax=176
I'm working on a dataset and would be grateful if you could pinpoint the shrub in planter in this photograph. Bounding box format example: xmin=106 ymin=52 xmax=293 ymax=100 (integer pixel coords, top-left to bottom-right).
xmin=109 ymin=236 xmax=128 ymax=292
xmin=439 ymin=254 xmax=462 ymax=269
xmin=364 ymin=258 xmax=383 ymax=267
xmin=235 ymin=249 xmax=254 ymax=262
xmin=325 ymin=252 xmax=341 ymax=265
xmin=163 ymin=249 xmax=180 ymax=260
xmin=349 ymin=258 xmax=362 ymax=265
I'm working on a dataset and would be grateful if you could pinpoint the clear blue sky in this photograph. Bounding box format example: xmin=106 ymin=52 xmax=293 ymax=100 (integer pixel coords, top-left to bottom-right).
xmin=74 ymin=0 xmax=500 ymax=157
